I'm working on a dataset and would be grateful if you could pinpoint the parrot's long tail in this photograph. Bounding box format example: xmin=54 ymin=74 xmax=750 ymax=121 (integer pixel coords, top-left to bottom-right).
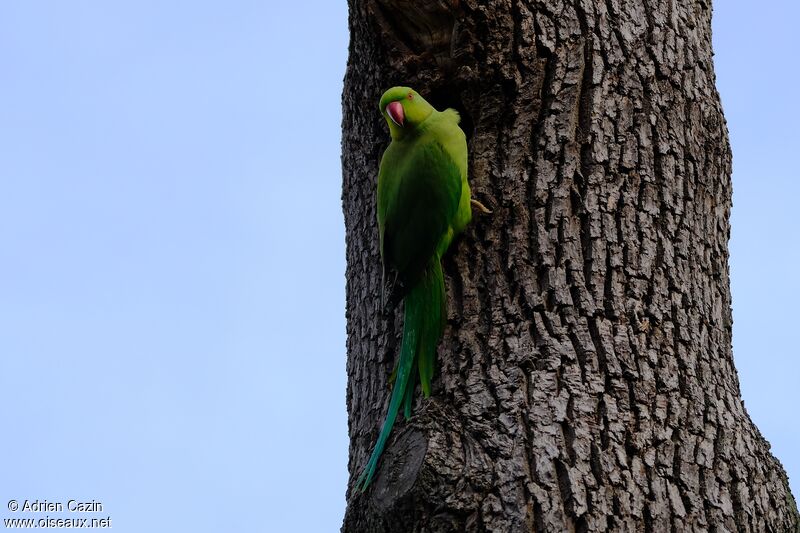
xmin=355 ymin=257 xmax=446 ymax=492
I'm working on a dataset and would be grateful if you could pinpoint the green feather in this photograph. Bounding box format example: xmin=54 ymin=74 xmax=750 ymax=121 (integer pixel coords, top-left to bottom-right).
xmin=402 ymin=379 xmax=414 ymax=421
xmin=417 ymin=258 xmax=445 ymax=397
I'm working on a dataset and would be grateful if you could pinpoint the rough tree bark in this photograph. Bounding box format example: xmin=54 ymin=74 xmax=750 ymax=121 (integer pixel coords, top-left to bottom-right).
xmin=341 ymin=0 xmax=798 ymax=531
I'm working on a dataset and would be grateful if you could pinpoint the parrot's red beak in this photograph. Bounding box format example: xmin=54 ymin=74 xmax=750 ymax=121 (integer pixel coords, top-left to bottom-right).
xmin=386 ymin=101 xmax=404 ymax=127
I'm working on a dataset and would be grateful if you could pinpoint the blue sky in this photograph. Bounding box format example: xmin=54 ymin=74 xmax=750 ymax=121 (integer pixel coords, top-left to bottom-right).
xmin=0 ymin=2 xmax=796 ymax=531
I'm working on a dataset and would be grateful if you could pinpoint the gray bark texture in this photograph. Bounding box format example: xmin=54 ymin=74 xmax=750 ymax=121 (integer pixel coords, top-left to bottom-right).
xmin=341 ymin=0 xmax=799 ymax=531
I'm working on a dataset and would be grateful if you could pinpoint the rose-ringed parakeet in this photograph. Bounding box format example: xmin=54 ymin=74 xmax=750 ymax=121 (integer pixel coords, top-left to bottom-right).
xmin=356 ymin=87 xmax=486 ymax=491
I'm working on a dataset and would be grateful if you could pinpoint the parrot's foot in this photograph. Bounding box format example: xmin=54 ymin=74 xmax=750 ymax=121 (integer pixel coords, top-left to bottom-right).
xmin=471 ymin=198 xmax=492 ymax=214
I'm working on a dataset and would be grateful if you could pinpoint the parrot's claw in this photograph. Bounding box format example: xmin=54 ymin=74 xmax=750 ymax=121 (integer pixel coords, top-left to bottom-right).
xmin=471 ymin=198 xmax=492 ymax=214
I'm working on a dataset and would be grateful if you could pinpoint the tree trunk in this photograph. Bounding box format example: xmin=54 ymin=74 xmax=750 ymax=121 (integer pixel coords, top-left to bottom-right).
xmin=341 ymin=0 xmax=799 ymax=531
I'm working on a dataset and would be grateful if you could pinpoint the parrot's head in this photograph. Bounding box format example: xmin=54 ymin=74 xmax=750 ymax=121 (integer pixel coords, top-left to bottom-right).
xmin=379 ymin=86 xmax=435 ymax=139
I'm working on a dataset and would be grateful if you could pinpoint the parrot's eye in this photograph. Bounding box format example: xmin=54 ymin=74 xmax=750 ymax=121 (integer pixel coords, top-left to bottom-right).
xmin=407 ymin=93 xmax=413 ymax=100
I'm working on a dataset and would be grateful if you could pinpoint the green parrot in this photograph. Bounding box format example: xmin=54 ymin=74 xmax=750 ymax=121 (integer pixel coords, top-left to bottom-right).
xmin=356 ymin=87 xmax=487 ymax=491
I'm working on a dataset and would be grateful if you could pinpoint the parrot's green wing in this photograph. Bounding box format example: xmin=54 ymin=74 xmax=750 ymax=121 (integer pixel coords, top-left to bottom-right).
xmin=378 ymin=135 xmax=462 ymax=289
